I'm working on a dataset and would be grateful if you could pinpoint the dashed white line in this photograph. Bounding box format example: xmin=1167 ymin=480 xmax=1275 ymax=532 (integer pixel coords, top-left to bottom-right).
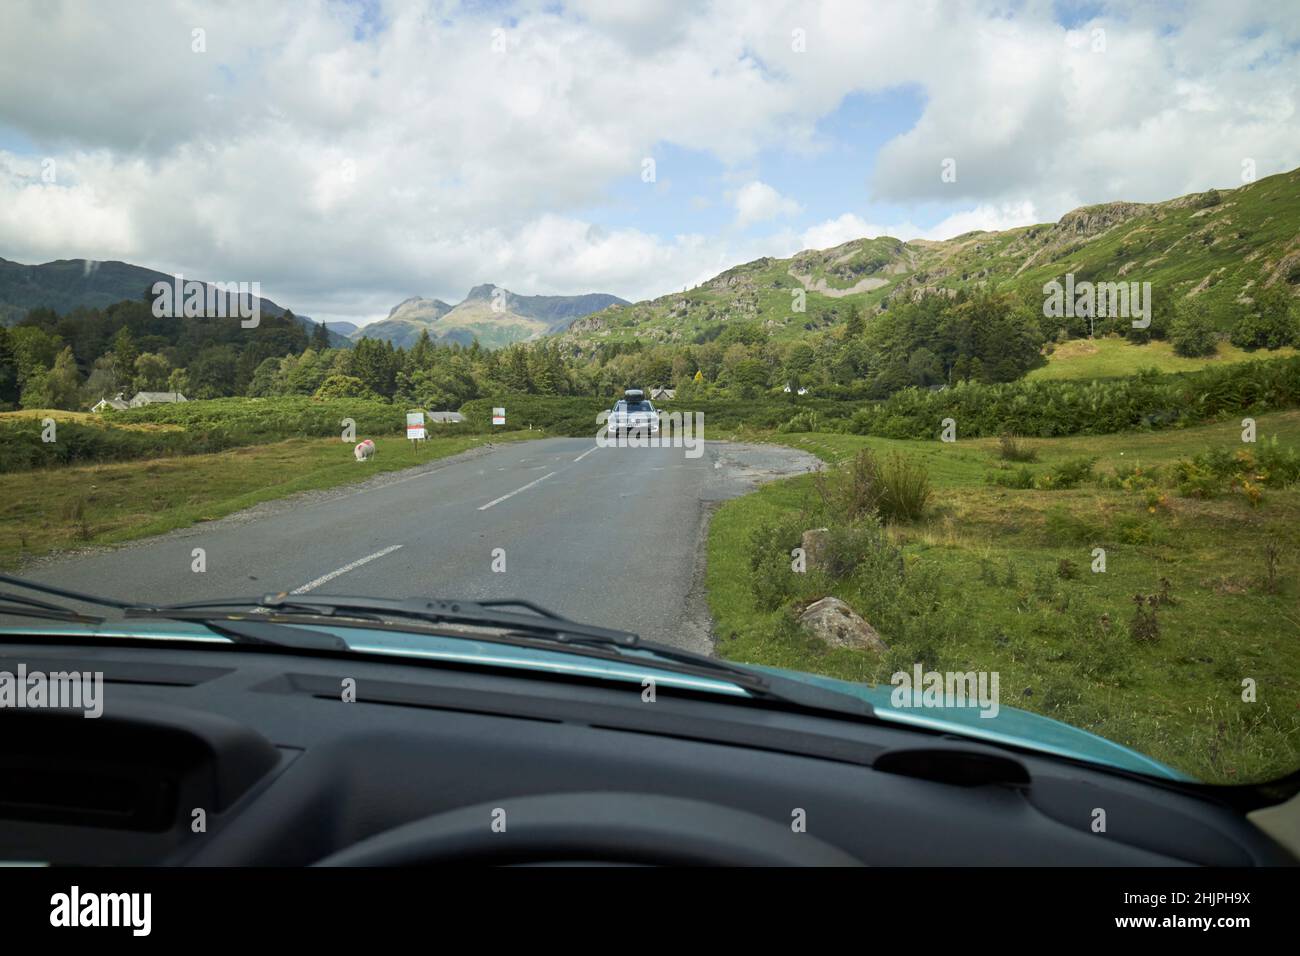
xmin=573 ymin=445 xmax=600 ymax=463
xmin=290 ymin=544 xmax=404 ymax=594
xmin=477 ymin=471 xmax=557 ymax=511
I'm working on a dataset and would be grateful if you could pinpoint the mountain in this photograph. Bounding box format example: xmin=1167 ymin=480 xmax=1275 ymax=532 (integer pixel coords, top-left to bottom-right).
xmin=0 ymin=256 xmax=350 ymax=346
xmin=356 ymin=286 xmax=628 ymax=348
xmin=563 ymin=167 xmax=1300 ymax=347
xmin=324 ymin=320 xmax=359 ymax=336
xmin=350 ymin=296 xmax=455 ymax=348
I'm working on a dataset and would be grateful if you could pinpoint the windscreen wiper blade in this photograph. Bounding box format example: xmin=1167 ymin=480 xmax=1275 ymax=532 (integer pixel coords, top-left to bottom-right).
xmin=0 ymin=576 xmax=873 ymax=721
xmin=0 ymin=575 xmax=345 ymax=650
xmin=0 ymin=592 xmax=104 ymax=625
xmin=144 ymin=592 xmax=874 ymax=719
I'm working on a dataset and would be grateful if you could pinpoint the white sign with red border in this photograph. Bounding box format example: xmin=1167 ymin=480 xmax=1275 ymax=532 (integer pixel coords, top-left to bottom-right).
xmin=406 ymin=412 xmax=426 ymax=440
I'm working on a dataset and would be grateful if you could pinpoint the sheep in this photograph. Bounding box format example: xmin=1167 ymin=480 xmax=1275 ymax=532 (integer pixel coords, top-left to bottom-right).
xmin=354 ymin=438 xmax=375 ymax=462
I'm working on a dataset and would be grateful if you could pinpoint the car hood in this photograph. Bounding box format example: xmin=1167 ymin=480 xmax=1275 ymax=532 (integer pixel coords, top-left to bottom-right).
xmin=0 ymin=619 xmax=1188 ymax=781
xmin=744 ymin=663 xmax=1191 ymax=781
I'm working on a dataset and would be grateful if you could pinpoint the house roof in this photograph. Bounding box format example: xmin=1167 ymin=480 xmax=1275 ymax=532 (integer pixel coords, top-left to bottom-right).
xmin=130 ymin=391 xmax=188 ymax=403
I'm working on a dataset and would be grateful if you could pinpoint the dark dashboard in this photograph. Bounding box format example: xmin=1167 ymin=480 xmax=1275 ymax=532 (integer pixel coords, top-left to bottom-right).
xmin=0 ymin=640 xmax=1293 ymax=867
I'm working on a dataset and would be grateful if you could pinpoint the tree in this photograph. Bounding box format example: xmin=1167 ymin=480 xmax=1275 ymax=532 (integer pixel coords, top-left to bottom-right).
xmin=111 ymin=325 xmax=139 ymax=391
xmin=41 ymin=345 xmax=83 ymax=408
xmin=313 ymin=374 xmax=377 ymax=401
xmin=730 ymin=358 xmax=769 ymax=398
xmin=9 ymin=326 xmax=63 ymax=386
xmin=310 ymin=321 xmax=331 ymax=350
xmin=1169 ymin=306 xmax=1218 ymax=357
xmin=906 ymin=347 xmax=943 ymax=387
xmin=134 ymin=352 xmax=172 ymax=391
xmin=0 ymin=326 xmax=18 ymax=408
xmin=1231 ymin=284 xmax=1298 ymax=350
xmin=188 ymin=345 xmax=239 ymax=399
xmin=247 ymin=357 xmax=283 ymax=397
xmin=844 ymin=308 xmax=866 ymax=339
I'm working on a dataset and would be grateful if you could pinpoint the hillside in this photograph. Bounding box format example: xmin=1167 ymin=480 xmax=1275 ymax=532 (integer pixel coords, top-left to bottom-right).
xmin=562 ymin=167 xmax=1300 ymax=348
xmin=356 ymin=285 xmax=628 ymax=348
xmin=0 ymin=256 xmax=349 ymax=346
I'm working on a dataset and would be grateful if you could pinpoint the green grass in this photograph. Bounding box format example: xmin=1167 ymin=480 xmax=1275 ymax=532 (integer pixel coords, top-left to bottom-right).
xmin=708 ymin=410 xmax=1300 ymax=784
xmin=1028 ymin=337 xmax=1298 ymax=381
xmin=0 ymin=431 xmax=538 ymax=569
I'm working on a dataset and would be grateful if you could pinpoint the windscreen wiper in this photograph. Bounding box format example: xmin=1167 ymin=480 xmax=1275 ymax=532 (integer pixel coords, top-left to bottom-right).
xmin=0 ymin=591 xmax=104 ymax=625
xmin=0 ymin=575 xmax=345 ymax=650
xmin=0 ymin=576 xmax=873 ymax=721
xmin=143 ymin=592 xmax=875 ymax=719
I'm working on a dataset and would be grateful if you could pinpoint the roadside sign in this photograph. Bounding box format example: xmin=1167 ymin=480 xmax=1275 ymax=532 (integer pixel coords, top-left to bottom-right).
xmin=406 ymin=411 xmax=426 ymax=441
xmin=492 ymin=407 xmax=505 ymax=426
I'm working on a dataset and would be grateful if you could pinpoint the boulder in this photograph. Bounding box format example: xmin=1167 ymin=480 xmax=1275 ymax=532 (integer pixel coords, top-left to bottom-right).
xmin=798 ymin=596 xmax=888 ymax=653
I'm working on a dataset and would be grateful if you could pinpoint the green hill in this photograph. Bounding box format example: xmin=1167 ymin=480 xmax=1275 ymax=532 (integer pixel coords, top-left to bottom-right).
xmin=562 ymin=167 xmax=1300 ymax=347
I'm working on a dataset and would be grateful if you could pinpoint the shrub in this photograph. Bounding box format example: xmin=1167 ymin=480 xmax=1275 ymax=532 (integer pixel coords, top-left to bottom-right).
xmin=820 ymin=517 xmax=902 ymax=581
xmin=1035 ymin=457 xmax=1095 ymax=490
xmin=747 ymin=514 xmax=810 ymax=611
xmin=998 ymin=433 xmax=1038 ymax=462
xmin=1044 ymin=506 xmax=1104 ymax=545
xmin=878 ymin=453 xmax=932 ymax=522
xmin=777 ymin=410 xmax=822 ymax=433
xmin=848 ymin=355 xmax=1300 ymax=440
xmin=986 ymin=465 xmax=1036 ymax=489
xmin=814 ymin=448 xmax=885 ymax=523
xmin=1170 ymin=309 xmax=1218 ymax=357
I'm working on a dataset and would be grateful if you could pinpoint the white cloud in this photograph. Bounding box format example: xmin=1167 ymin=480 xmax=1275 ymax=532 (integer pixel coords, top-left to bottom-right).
xmin=0 ymin=0 xmax=1296 ymax=321
xmin=732 ymin=181 xmax=804 ymax=228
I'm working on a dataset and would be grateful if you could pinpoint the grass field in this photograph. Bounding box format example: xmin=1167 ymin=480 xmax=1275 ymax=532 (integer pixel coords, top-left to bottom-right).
xmin=708 ymin=410 xmax=1300 ymax=784
xmin=1027 ymin=337 xmax=1298 ymax=381
xmin=0 ymin=431 xmax=537 ymax=570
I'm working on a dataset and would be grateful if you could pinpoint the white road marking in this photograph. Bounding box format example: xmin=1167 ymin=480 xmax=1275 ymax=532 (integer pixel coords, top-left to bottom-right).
xmin=290 ymin=545 xmax=404 ymax=594
xmin=573 ymin=445 xmax=599 ymax=463
xmin=477 ymin=471 xmax=557 ymax=511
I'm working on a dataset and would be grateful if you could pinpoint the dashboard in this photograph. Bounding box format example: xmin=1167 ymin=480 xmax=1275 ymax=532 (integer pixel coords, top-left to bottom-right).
xmin=0 ymin=638 xmax=1294 ymax=867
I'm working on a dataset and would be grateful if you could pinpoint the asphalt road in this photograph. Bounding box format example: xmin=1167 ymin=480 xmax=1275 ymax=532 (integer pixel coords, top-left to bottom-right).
xmin=20 ymin=437 xmax=820 ymax=653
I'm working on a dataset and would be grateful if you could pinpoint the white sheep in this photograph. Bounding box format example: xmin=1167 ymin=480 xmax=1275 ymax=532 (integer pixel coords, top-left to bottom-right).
xmin=354 ymin=438 xmax=375 ymax=462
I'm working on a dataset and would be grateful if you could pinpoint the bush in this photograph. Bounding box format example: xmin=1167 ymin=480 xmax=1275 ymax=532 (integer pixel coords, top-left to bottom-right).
xmin=1035 ymin=457 xmax=1095 ymax=490
xmin=998 ymin=433 xmax=1038 ymax=462
xmin=878 ymin=453 xmax=932 ymax=522
xmin=748 ymin=514 xmax=812 ymax=611
xmin=1170 ymin=309 xmax=1218 ymax=357
xmin=777 ymin=410 xmax=822 ymax=433
xmin=986 ymin=465 xmax=1037 ymax=489
xmin=0 ymin=397 xmax=408 ymax=474
xmin=814 ymin=448 xmax=885 ymax=522
xmin=847 ymin=355 xmax=1300 ymax=440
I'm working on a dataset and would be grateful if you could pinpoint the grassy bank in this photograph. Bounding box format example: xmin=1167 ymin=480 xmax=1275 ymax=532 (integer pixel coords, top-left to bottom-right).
xmin=1028 ymin=337 xmax=1298 ymax=381
xmin=708 ymin=410 xmax=1300 ymax=784
xmin=0 ymin=430 xmax=537 ymax=569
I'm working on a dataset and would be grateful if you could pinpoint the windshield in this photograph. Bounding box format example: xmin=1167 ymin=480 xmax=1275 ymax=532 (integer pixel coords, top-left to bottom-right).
xmin=0 ymin=1 xmax=1297 ymax=790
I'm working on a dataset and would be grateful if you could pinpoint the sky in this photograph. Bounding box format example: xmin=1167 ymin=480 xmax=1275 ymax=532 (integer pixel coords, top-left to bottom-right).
xmin=1 ymin=0 xmax=1298 ymax=327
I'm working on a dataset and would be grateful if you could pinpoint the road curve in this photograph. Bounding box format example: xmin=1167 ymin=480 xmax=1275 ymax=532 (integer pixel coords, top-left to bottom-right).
xmin=20 ymin=437 xmax=821 ymax=653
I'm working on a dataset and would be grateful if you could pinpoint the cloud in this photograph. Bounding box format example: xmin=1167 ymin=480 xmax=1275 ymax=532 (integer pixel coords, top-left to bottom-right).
xmin=732 ymin=180 xmax=804 ymax=228
xmin=0 ymin=0 xmax=1296 ymax=321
